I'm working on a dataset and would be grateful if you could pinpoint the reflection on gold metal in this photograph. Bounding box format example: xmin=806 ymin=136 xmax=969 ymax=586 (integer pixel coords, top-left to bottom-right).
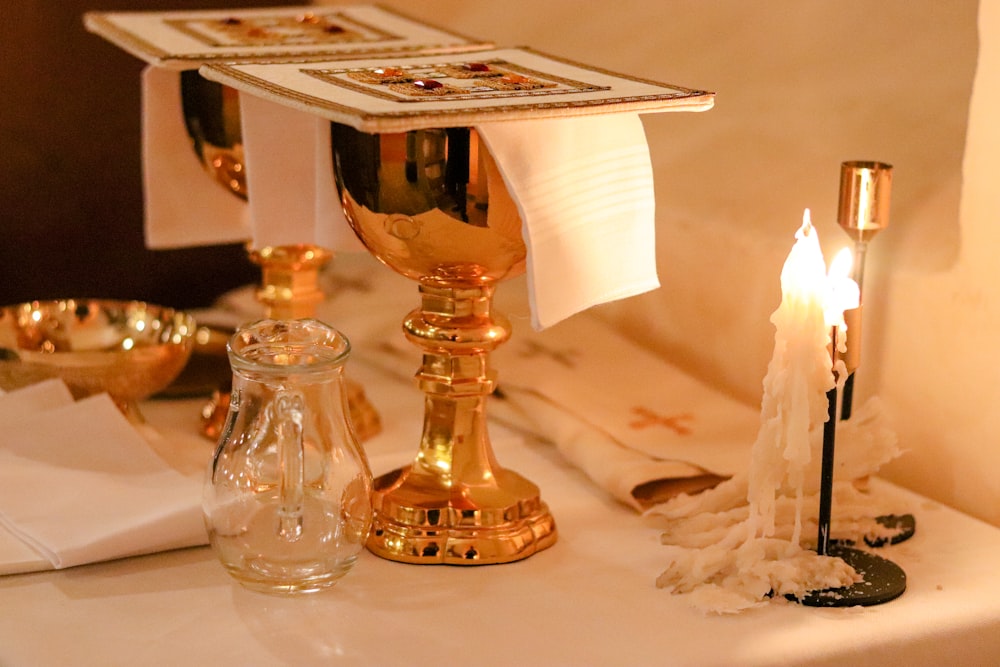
xmin=181 ymin=72 xmax=381 ymax=442
xmin=837 ymin=161 xmax=892 ymax=244
xmin=331 ymin=123 xmax=557 ymax=564
xmin=841 ymin=305 xmax=862 ymax=374
xmin=0 ymin=299 xmax=195 ymax=422
xmin=181 ymin=70 xmax=247 ymax=200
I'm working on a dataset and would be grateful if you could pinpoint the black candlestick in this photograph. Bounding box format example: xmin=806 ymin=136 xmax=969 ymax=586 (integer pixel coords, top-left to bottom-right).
xmin=816 ymin=385 xmax=838 ymax=555
xmin=791 ymin=327 xmax=907 ymax=608
xmin=840 ymin=372 xmax=856 ymax=420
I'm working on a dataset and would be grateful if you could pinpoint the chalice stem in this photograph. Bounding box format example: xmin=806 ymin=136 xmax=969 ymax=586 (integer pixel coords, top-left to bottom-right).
xmin=366 ymin=282 xmax=557 ymax=564
xmin=416 ymin=393 xmax=499 ymax=486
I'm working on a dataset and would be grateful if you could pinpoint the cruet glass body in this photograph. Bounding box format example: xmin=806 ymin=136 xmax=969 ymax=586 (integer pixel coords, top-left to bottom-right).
xmin=203 ymin=319 xmax=373 ymax=594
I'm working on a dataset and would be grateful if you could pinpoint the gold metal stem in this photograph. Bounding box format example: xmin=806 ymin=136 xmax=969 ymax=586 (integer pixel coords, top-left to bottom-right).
xmin=841 ymin=305 xmax=862 ymax=375
xmin=248 ymin=244 xmax=333 ymax=320
xmin=836 ymin=161 xmax=891 ymax=378
xmin=366 ymin=282 xmax=557 ymax=564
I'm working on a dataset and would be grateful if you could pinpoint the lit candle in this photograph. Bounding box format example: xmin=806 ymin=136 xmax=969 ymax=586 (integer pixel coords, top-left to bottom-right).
xmin=652 ymin=209 xmax=869 ymax=612
xmin=746 ymin=209 xmax=835 ymax=543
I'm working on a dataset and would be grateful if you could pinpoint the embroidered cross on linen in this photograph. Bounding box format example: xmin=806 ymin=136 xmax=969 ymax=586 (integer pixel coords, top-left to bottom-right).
xmin=628 ymin=407 xmax=694 ymax=436
xmin=517 ymin=340 xmax=580 ymax=368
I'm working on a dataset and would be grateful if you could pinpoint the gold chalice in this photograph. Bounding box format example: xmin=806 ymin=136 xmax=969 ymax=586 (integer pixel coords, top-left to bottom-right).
xmin=179 ymin=68 xmax=332 ymax=319
xmin=330 ymin=124 xmax=557 ymax=564
xmin=0 ymin=299 xmax=195 ymax=423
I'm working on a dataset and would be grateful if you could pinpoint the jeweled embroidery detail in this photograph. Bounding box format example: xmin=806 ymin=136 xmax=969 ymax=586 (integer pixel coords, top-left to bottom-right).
xmin=629 ymin=407 xmax=695 ymax=436
xmin=310 ymin=59 xmax=603 ymax=102
xmin=348 ymin=67 xmax=413 ymax=84
xmin=437 ymin=63 xmax=503 ymax=79
xmin=166 ymin=11 xmax=396 ymax=48
xmin=388 ymin=79 xmax=464 ymax=96
xmin=476 ymin=73 xmax=554 ymax=91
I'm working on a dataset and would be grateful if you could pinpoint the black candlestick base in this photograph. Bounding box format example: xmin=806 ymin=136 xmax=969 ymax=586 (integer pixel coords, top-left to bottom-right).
xmin=789 ymin=544 xmax=906 ymax=607
xmin=867 ymin=513 xmax=916 ymax=547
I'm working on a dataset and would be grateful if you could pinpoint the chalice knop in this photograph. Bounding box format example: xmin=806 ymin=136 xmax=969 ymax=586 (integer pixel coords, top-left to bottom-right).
xmin=331 ymin=123 xmax=557 ymax=564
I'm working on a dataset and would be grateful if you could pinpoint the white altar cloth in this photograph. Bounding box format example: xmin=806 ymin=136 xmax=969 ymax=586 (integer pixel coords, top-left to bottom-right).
xmin=1 ymin=379 xmax=999 ymax=666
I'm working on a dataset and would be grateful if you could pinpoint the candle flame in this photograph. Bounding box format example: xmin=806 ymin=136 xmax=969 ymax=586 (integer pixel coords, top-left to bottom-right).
xmin=829 ymin=247 xmax=854 ymax=281
xmin=824 ymin=248 xmax=860 ymax=329
xmin=781 ymin=209 xmax=826 ymax=307
xmin=797 ymin=208 xmax=814 ymax=238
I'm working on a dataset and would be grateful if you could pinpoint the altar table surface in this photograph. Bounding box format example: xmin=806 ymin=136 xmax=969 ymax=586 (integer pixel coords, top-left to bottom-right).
xmin=2 ymin=380 xmax=1000 ymax=667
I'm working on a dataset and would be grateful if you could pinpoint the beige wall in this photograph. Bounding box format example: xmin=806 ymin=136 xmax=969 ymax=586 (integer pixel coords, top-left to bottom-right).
xmin=882 ymin=0 xmax=1000 ymax=524
xmin=320 ymin=1 xmax=992 ymax=523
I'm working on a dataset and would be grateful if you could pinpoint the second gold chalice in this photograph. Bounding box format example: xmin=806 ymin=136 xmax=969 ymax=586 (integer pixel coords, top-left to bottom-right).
xmin=84 ymin=4 xmax=496 ymax=442
xmin=331 ymin=124 xmax=557 ymax=564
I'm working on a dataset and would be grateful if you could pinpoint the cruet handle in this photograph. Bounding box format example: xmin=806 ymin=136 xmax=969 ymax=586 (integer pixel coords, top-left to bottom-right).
xmin=273 ymin=390 xmax=306 ymax=542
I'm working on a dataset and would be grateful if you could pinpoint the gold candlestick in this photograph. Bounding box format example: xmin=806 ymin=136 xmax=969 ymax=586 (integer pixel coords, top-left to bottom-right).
xmin=836 ymin=161 xmax=892 ymax=417
xmin=837 ymin=160 xmax=892 ymax=277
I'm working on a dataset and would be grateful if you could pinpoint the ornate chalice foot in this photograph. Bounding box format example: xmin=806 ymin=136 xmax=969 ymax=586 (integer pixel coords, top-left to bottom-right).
xmin=331 ymin=124 xmax=557 ymax=564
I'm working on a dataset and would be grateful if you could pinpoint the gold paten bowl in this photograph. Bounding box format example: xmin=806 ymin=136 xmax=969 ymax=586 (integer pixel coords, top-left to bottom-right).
xmin=0 ymin=299 xmax=196 ymax=422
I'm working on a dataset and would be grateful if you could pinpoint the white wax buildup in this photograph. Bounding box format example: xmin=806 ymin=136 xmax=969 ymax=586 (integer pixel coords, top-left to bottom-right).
xmin=650 ymin=212 xmax=902 ymax=613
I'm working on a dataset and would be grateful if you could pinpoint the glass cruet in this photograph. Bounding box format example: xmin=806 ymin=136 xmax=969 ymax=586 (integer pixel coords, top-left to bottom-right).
xmin=203 ymin=319 xmax=373 ymax=594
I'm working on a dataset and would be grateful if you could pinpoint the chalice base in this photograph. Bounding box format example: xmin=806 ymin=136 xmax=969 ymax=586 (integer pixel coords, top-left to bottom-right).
xmin=366 ymin=465 xmax=557 ymax=565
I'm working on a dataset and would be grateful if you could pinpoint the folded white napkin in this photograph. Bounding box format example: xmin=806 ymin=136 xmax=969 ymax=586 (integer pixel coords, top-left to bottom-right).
xmin=143 ymin=67 xmax=366 ymax=252
xmin=489 ymin=309 xmax=761 ymax=509
xmin=142 ymin=65 xmax=251 ymax=249
xmin=239 ymin=92 xmax=364 ymax=252
xmin=477 ymin=114 xmax=659 ymax=329
xmin=0 ymin=378 xmax=73 ymax=419
xmin=0 ymin=382 xmax=205 ymax=572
